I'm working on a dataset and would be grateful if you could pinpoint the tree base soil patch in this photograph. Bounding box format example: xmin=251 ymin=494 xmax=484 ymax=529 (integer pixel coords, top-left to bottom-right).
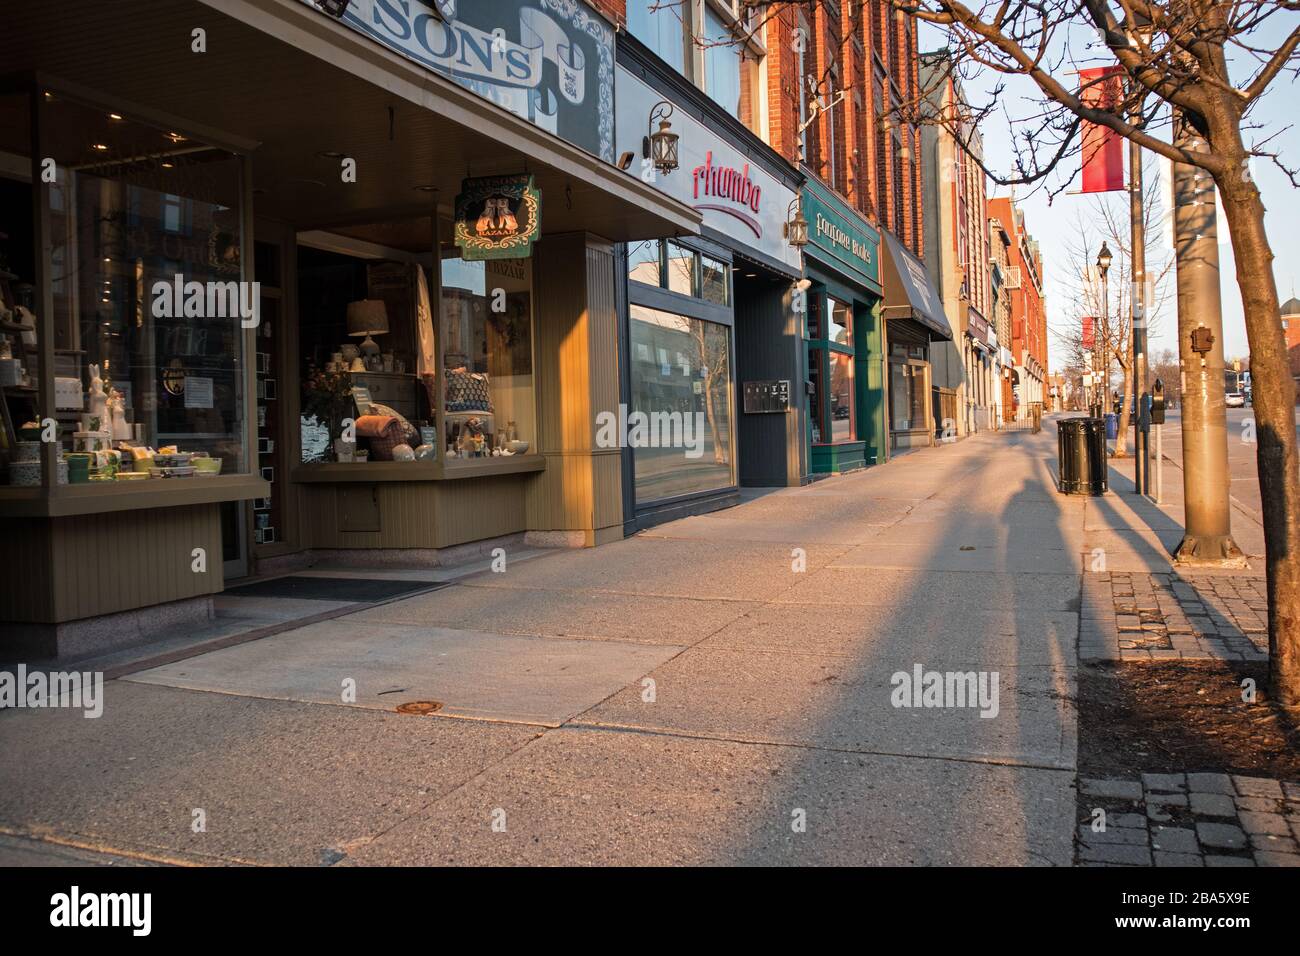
xmin=1080 ymin=660 xmax=1300 ymax=779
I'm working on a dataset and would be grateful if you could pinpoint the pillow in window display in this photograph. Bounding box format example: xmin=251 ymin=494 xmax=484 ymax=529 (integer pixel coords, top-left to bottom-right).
xmin=366 ymin=402 xmax=418 ymax=445
xmin=445 ymin=369 xmax=493 ymax=413
xmin=355 ymin=414 xmax=407 ymax=461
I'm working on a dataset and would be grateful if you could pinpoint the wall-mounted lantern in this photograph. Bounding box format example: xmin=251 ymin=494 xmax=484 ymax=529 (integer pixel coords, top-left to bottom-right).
xmin=784 ymin=197 xmax=809 ymax=248
xmin=314 ymin=0 xmax=350 ymax=18
xmin=643 ymin=101 xmax=679 ymax=175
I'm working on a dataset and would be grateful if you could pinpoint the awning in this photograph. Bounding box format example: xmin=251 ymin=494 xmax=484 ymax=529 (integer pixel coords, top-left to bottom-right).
xmin=2 ymin=0 xmax=702 ymax=243
xmin=880 ymin=229 xmax=953 ymax=341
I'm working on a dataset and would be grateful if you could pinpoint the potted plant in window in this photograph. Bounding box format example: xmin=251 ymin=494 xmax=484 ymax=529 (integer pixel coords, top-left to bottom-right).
xmin=301 ymin=364 xmax=355 ymax=462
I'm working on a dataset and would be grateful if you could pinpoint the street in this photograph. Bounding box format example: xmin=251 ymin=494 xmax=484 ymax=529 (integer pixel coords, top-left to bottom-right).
xmin=1151 ymin=408 xmax=1300 ymax=525
xmin=1 ymin=426 xmax=1086 ymax=866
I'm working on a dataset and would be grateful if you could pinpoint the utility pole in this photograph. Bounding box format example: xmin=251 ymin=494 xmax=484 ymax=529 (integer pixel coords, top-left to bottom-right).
xmin=1171 ymin=114 xmax=1245 ymax=565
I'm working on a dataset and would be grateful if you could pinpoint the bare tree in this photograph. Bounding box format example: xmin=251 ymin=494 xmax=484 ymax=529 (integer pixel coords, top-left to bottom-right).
xmin=727 ymin=0 xmax=1299 ymax=705
xmin=896 ymin=1 xmax=1300 ymax=707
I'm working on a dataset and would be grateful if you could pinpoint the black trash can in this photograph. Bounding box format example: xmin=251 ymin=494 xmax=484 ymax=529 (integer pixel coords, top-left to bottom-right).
xmin=1058 ymin=417 xmax=1108 ymax=495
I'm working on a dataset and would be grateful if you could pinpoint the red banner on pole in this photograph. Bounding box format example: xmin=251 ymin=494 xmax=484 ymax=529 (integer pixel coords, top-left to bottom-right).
xmin=1082 ymin=316 xmax=1096 ymax=350
xmin=1079 ymin=66 xmax=1124 ymax=193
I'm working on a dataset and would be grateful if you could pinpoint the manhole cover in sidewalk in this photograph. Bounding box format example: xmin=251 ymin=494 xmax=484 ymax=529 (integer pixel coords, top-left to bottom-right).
xmin=395 ymin=700 xmax=443 ymax=716
xmin=224 ymin=576 xmax=438 ymax=603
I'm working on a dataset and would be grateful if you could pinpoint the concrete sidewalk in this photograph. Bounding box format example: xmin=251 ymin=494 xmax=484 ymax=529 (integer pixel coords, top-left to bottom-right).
xmin=1 ymin=422 xmax=1091 ymax=865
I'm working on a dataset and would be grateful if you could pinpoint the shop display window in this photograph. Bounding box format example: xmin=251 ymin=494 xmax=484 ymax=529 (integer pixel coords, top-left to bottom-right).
xmin=298 ymin=246 xmax=432 ymax=464
xmin=440 ymin=254 xmax=535 ymax=461
xmin=0 ymin=92 xmax=39 ymax=485
xmin=629 ymin=304 xmax=734 ymax=502
xmin=8 ymin=92 xmax=248 ymax=487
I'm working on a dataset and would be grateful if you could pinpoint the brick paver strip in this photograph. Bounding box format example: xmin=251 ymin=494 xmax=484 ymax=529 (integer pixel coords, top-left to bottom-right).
xmin=1205 ymin=856 xmax=1256 ymax=867
xmin=1080 ymin=778 xmax=1143 ymax=801
xmin=1150 ymin=827 xmax=1199 ymax=854
xmin=1196 ymin=822 xmax=1248 ymax=850
xmin=1238 ymin=812 xmax=1291 ymax=836
xmin=1109 ymin=812 xmax=1148 ymax=828
xmin=1235 ymin=795 xmax=1280 ymax=813
xmin=1254 ymin=851 xmax=1300 ymax=867
xmin=1154 ymin=851 xmax=1204 ymax=867
xmin=1189 ymin=792 xmax=1237 ymax=817
xmin=1080 ymin=844 xmax=1153 ymax=866
xmin=1086 ymin=572 xmax=1270 ymax=662
xmin=1187 ymin=772 xmax=1234 ymax=793
xmin=1234 ymin=776 xmax=1284 ymax=798
xmin=1141 ymin=772 xmax=1187 ymax=793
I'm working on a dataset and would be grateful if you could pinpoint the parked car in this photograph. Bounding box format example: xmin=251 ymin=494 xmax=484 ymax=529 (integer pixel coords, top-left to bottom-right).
xmin=1226 ymin=392 xmax=1246 ymax=408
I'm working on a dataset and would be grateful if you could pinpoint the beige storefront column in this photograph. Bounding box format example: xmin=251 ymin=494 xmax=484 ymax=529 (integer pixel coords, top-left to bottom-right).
xmin=525 ymin=233 xmax=625 ymax=548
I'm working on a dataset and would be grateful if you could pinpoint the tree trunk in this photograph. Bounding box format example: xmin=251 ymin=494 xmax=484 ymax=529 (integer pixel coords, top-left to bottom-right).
xmin=1216 ymin=166 xmax=1300 ymax=708
xmin=1114 ymin=348 xmax=1134 ymax=458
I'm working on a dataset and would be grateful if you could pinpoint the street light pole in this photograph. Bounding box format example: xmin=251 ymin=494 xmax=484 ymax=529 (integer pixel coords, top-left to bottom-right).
xmin=1171 ymin=113 xmax=1245 ymax=565
xmin=1095 ymin=242 xmax=1112 ymax=418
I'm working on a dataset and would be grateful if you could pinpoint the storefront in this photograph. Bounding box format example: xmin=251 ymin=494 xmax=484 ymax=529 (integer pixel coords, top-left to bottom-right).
xmin=963 ymin=305 xmax=996 ymax=433
xmin=613 ymin=37 xmax=804 ymax=530
xmin=0 ymin=0 xmax=699 ymax=657
xmin=800 ymin=179 xmax=885 ymax=474
xmin=880 ymin=229 xmax=954 ymax=450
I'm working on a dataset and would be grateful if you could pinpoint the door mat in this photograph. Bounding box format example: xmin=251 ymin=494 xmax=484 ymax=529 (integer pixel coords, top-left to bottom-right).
xmin=223 ymin=576 xmax=441 ymax=603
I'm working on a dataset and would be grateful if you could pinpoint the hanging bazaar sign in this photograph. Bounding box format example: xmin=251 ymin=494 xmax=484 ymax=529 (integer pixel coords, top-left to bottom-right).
xmin=454 ymin=174 xmax=542 ymax=260
xmin=309 ymin=0 xmax=615 ymax=161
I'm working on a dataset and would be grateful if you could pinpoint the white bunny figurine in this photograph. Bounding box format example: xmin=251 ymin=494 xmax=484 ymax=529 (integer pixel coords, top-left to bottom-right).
xmin=87 ymin=364 xmax=109 ymax=431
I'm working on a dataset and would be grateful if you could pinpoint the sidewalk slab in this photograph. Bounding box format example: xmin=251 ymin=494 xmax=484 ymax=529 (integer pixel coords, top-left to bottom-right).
xmin=342 ymin=726 xmax=1077 ymax=866
xmin=0 ymin=681 xmax=534 ymax=866
xmin=125 ymin=620 xmax=685 ymax=727
xmin=349 ymin=583 xmax=759 ymax=646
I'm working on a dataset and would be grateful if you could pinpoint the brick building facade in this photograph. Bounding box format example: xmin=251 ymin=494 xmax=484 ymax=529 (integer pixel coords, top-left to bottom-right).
xmin=594 ymin=1 xmax=924 ymax=258
xmin=988 ymin=196 xmax=1048 ymax=417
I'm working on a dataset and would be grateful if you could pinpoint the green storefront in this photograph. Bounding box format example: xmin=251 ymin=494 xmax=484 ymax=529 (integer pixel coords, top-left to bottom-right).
xmin=800 ymin=178 xmax=886 ymax=475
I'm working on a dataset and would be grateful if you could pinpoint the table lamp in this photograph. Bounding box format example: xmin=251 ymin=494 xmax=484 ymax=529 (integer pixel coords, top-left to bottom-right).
xmin=346 ymin=299 xmax=389 ymax=364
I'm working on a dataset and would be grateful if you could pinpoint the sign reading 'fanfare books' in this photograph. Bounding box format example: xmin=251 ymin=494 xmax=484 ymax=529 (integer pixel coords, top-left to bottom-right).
xmin=309 ymin=0 xmax=615 ymax=161
xmin=454 ymin=174 xmax=542 ymax=260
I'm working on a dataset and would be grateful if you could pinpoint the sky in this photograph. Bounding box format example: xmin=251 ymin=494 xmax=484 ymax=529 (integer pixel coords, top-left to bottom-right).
xmin=918 ymin=12 xmax=1300 ymax=372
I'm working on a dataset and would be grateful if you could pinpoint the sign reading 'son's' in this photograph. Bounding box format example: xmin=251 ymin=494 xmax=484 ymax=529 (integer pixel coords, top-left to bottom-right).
xmin=310 ymin=0 xmax=615 ymax=161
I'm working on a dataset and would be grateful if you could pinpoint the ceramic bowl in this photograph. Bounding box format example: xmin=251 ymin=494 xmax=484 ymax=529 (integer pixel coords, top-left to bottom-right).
xmin=507 ymin=440 xmax=529 ymax=455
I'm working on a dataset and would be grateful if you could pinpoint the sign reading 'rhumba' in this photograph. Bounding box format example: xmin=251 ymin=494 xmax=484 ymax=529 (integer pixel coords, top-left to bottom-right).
xmin=313 ymin=0 xmax=615 ymax=161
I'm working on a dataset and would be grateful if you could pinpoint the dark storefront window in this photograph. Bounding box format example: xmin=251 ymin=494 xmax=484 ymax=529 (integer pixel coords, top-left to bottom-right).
xmin=890 ymin=344 xmax=928 ymax=432
xmin=40 ymin=96 xmax=247 ymax=477
xmin=629 ymin=304 xmax=734 ymax=502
